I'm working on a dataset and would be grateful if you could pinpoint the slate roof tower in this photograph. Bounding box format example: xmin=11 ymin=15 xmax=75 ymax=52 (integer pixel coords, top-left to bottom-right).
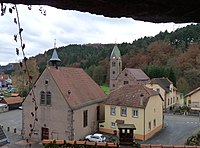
xmin=109 ymin=45 xmax=122 ymax=91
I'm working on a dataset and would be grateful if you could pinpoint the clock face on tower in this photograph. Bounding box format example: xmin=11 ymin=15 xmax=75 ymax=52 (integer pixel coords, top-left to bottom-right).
xmin=113 ymin=56 xmax=115 ymax=59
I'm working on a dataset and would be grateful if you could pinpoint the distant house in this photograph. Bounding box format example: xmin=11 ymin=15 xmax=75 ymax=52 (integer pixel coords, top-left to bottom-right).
xmin=146 ymin=78 xmax=178 ymax=110
xmin=0 ymin=103 xmax=8 ymax=112
xmin=0 ymin=74 xmax=12 ymax=89
xmin=99 ymin=84 xmax=163 ymax=141
xmin=0 ymin=94 xmax=22 ymax=110
xmin=185 ymin=87 xmax=200 ymax=111
xmin=109 ymin=45 xmax=150 ymax=91
xmin=22 ymin=49 xmax=107 ymax=141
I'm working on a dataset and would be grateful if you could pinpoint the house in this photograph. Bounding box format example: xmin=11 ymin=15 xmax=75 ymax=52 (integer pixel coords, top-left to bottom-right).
xmin=0 ymin=103 xmax=8 ymax=112
xmin=145 ymin=78 xmax=178 ymax=111
xmin=0 ymin=74 xmax=12 ymax=90
xmin=109 ymin=45 xmax=150 ymax=91
xmin=99 ymin=84 xmax=163 ymax=141
xmin=185 ymin=87 xmax=200 ymax=111
xmin=0 ymin=94 xmax=22 ymax=110
xmin=22 ymin=49 xmax=107 ymax=141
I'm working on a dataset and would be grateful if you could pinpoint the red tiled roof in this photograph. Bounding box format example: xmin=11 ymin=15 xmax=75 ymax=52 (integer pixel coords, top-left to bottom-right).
xmin=3 ymin=96 xmax=23 ymax=104
xmin=48 ymin=67 xmax=107 ymax=110
xmin=11 ymin=93 xmax=20 ymax=97
xmin=105 ymin=84 xmax=159 ymax=108
xmin=126 ymin=68 xmax=149 ymax=81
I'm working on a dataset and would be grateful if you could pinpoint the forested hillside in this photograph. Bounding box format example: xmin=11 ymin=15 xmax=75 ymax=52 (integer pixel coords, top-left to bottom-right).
xmin=13 ymin=23 xmax=200 ymax=94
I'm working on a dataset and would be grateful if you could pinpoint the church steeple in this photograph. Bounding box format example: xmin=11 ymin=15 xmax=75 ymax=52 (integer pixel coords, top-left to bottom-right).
xmin=109 ymin=44 xmax=122 ymax=91
xmin=50 ymin=39 xmax=61 ymax=68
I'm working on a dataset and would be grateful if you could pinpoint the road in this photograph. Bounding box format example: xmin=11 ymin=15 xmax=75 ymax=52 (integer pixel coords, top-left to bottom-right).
xmin=0 ymin=110 xmax=22 ymax=133
xmin=143 ymin=113 xmax=200 ymax=145
xmin=0 ymin=110 xmax=199 ymax=146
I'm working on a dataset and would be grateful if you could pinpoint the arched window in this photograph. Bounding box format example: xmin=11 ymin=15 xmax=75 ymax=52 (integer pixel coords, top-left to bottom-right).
xmin=46 ymin=91 xmax=51 ymax=105
xmin=40 ymin=91 xmax=45 ymax=105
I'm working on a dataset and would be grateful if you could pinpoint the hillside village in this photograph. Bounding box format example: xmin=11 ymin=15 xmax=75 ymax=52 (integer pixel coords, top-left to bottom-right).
xmin=0 ymin=25 xmax=200 ymax=147
xmin=0 ymin=43 xmax=200 ymax=147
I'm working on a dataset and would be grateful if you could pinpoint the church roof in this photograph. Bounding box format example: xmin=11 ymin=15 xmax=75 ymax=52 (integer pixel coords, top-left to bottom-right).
xmin=125 ymin=68 xmax=150 ymax=81
xmin=110 ymin=45 xmax=121 ymax=59
xmin=50 ymin=49 xmax=61 ymax=62
xmin=47 ymin=66 xmax=107 ymax=110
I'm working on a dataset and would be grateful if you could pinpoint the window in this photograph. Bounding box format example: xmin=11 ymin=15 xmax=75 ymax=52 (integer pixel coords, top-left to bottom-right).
xmin=83 ymin=110 xmax=88 ymax=127
xmin=45 ymin=79 xmax=49 ymax=85
xmin=149 ymin=121 xmax=151 ymax=130
xmin=171 ymin=98 xmax=172 ymax=104
xmin=156 ymin=88 xmax=160 ymax=92
xmin=40 ymin=91 xmax=45 ymax=105
xmin=110 ymin=106 xmax=116 ymax=115
xmin=168 ymin=98 xmax=169 ymax=105
xmin=121 ymin=107 xmax=127 ymax=117
xmin=154 ymin=119 xmax=156 ymax=127
xmin=124 ymin=81 xmax=129 ymax=85
xmin=132 ymin=109 xmax=138 ymax=118
xmin=111 ymin=122 xmax=115 ymax=128
xmin=46 ymin=91 xmax=51 ymax=105
xmin=112 ymin=84 xmax=115 ymax=87
xmin=112 ymin=62 xmax=116 ymax=67
xmin=113 ymin=71 xmax=115 ymax=74
xmin=125 ymin=73 xmax=128 ymax=76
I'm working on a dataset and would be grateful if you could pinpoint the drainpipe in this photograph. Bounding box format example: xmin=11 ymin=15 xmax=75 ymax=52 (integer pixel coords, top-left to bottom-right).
xmin=143 ymin=108 xmax=145 ymax=141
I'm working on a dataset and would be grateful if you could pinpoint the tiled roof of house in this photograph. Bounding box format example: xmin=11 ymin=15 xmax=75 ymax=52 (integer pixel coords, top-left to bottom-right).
xmin=185 ymin=86 xmax=200 ymax=97
xmin=3 ymin=96 xmax=23 ymax=104
xmin=150 ymin=78 xmax=172 ymax=93
xmin=125 ymin=68 xmax=150 ymax=81
xmin=105 ymin=84 xmax=159 ymax=108
xmin=48 ymin=66 xmax=107 ymax=110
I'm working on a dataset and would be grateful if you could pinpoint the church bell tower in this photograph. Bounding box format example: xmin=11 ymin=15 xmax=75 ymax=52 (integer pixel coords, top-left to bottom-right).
xmin=109 ymin=45 xmax=122 ymax=91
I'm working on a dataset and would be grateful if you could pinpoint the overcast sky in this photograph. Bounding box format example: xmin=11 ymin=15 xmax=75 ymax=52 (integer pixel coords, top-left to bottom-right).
xmin=0 ymin=4 xmax=191 ymax=66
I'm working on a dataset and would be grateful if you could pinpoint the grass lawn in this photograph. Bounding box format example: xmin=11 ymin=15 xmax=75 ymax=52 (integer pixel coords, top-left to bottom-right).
xmin=100 ymin=86 xmax=110 ymax=95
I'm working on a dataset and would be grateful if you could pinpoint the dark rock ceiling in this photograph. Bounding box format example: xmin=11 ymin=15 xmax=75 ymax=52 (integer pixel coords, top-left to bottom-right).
xmin=1 ymin=0 xmax=200 ymax=23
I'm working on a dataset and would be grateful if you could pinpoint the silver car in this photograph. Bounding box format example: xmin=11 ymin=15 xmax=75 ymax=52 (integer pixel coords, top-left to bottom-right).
xmin=85 ymin=133 xmax=106 ymax=142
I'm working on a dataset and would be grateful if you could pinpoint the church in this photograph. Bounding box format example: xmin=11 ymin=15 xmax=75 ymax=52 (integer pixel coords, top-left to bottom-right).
xmin=109 ymin=45 xmax=150 ymax=91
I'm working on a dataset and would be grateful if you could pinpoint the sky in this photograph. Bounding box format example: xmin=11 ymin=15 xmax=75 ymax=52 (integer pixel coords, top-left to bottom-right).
xmin=0 ymin=4 xmax=192 ymax=66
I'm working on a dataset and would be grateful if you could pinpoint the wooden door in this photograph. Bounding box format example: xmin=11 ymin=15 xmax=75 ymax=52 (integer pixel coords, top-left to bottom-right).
xmin=41 ymin=127 xmax=49 ymax=140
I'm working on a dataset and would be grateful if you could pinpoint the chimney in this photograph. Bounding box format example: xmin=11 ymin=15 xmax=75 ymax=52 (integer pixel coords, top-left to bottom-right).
xmin=140 ymin=93 xmax=144 ymax=106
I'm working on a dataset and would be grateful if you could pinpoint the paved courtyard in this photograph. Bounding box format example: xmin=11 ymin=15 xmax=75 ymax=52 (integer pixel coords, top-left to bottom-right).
xmin=142 ymin=113 xmax=200 ymax=145
xmin=0 ymin=110 xmax=199 ymax=147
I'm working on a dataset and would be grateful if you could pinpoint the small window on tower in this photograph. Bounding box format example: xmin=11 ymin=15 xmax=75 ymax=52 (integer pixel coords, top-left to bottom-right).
xmin=112 ymin=62 xmax=116 ymax=67
xmin=113 ymin=71 xmax=115 ymax=74
xmin=113 ymin=84 xmax=115 ymax=87
xmin=125 ymin=73 xmax=128 ymax=76
xmin=124 ymin=81 xmax=128 ymax=85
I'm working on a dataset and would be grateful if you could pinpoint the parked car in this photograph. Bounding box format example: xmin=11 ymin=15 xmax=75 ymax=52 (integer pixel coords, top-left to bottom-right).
xmin=85 ymin=133 xmax=106 ymax=142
